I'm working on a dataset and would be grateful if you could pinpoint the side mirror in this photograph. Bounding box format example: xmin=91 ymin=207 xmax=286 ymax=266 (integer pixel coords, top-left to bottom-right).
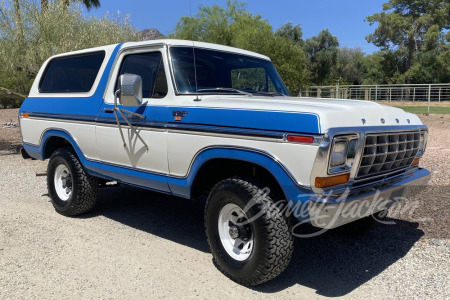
xmin=117 ymin=74 xmax=143 ymax=107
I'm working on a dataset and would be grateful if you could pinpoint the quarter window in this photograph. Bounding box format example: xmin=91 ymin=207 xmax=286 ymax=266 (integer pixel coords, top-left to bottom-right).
xmin=39 ymin=51 xmax=105 ymax=93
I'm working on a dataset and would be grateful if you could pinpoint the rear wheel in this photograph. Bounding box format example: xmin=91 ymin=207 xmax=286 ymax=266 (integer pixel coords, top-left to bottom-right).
xmin=205 ymin=177 xmax=293 ymax=286
xmin=47 ymin=148 xmax=98 ymax=216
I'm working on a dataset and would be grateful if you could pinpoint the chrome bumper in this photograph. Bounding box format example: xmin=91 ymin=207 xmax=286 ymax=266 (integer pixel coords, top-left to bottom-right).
xmin=308 ymin=168 xmax=431 ymax=229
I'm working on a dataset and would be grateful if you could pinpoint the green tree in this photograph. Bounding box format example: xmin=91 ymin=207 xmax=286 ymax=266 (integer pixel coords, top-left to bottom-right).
xmin=365 ymin=0 xmax=450 ymax=83
xmin=170 ymin=0 xmax=309 ymax=94
xmin=275 ymin=22 xmax=304 ymax=47
xmin=41 ymin=0 xmax=100 ymax=13
xmin=0 ymin=0 xmax=137 ymax=99
xmin=333 ymin=47 xmax=364 ymax=85
xmin=304 ymin=29 xmax=339 ymax=85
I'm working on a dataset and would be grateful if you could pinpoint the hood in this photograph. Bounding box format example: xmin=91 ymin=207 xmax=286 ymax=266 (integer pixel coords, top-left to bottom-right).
xmin=195 ymin=95 xmax=423 ymax=134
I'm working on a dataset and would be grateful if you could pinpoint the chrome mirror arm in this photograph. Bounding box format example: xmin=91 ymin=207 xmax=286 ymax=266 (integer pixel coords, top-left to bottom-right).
xmin=113 ymin=89 xmax=149 ymax=151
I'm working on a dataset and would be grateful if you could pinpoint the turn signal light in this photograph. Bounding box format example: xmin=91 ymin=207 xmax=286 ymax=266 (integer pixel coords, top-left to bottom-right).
xmin=411 ymin=157 xmax=420 ymax=166
xmin=286 ymin=135 xmax=314 ymax=144
xmin=315 ymin=173 xmax=350 ymax=188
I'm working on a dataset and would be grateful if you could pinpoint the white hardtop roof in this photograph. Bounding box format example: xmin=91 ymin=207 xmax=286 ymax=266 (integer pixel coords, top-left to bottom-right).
xmin=48 ymin=39 xmax=271 ymax=61
xmin=121 ymin=39 xmax=271 ymax=61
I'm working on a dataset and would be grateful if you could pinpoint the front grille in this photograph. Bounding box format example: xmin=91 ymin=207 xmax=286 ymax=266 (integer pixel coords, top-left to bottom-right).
xmin=356 ymin=131 xmax=420 ymax=180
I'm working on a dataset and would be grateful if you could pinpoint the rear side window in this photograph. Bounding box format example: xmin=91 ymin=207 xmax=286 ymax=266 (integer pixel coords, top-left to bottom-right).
xmin=39 ymin=51 xmax=105 ymax=93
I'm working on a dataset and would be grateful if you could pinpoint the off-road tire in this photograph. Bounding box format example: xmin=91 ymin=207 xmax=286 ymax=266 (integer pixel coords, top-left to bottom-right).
xmin=47 ymin=148 xmax=98 ymax=216
xmin=205 ymin=177 xmax=294 ymax=286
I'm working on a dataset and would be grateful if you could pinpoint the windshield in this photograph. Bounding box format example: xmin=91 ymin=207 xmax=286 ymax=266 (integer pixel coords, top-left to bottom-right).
xmin=170 ymin=47 xmax=290 ymax=96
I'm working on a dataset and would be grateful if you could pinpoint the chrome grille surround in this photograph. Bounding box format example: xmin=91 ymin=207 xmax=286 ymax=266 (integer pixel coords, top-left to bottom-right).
xmin=356 ymin=131 xmax=421 ymax=180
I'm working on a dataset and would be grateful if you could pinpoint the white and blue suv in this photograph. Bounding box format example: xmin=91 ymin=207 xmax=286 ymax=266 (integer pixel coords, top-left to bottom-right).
xmin=19 ymin=40 xmax=430 ymax=285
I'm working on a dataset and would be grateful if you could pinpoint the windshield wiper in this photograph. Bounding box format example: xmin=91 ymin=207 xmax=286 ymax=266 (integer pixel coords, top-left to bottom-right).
xmin=196 ymin=87 xmax=252 ymax=95
xmin=253 ymin=91 xmax=285 ymax=97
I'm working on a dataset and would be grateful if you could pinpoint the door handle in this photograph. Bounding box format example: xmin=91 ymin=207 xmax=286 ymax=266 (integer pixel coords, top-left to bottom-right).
xmin=104 ymin=108 xmax=114 ymax=113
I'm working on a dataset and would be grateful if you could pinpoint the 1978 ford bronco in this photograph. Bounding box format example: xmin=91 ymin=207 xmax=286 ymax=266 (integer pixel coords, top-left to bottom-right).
xmin=19 ymin=40 xmax=431 ymax=285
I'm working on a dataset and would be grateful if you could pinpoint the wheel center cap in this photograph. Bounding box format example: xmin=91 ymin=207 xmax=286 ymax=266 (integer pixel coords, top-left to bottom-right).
xmin=229 ymin=225 xmax=239 ymax=239
xmin=62 ymin=178 xmax=67 ymax=188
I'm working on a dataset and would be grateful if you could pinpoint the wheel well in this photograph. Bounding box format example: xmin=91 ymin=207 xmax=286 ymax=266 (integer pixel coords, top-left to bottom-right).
xmin=44 ymin=136 xmax=73 ymax=159
xmin=191 ymin=159 xmax=286 ymax=201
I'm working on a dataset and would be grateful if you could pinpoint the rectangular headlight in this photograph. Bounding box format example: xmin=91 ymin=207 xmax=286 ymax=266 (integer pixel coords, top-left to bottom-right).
xmin=417 ymin=132 xmax=426 ymax=155
xmin=330 ymin=139 xmax=347 ymax=167
xmin=328 ymin=135 xmax=359 ymax=174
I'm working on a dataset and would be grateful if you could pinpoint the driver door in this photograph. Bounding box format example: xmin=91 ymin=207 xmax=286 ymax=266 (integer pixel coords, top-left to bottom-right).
xmin=95 ymin=49 xmax=170 ymax=192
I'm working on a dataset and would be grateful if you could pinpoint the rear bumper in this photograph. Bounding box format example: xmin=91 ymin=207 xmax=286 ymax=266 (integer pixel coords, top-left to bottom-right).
xmin=308 ymin=168 xmax=431 ymax=229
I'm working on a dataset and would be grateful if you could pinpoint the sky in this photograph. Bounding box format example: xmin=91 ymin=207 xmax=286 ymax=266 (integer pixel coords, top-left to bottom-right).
xmin=85 ymin=0 xmax=387 ymax=54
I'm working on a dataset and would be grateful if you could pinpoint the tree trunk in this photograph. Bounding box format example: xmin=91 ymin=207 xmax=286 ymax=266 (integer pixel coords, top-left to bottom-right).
xmin=13 ymin=0 xmax=24 ymax=45
xmin=405 ymin=37 xmax=415 ymax=85
xmin=41 ymin=0 xmax=49 ymax=12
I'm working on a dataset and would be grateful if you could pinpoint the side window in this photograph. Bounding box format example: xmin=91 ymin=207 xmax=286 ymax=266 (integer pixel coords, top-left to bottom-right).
xmin=118 ymin=52 xmax=167 ymax=99
xmin=39 ymin=51 xmax=105 ymax=93
xmin=231 ymin=68 xmax=278 ymax=93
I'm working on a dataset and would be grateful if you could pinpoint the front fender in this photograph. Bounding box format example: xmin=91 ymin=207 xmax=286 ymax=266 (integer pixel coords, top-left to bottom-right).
xmin=168 ymin=146 xmax=313 ymax=201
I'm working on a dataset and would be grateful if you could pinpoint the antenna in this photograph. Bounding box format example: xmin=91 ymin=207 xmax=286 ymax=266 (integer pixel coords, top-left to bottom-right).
xmin=189 ymin=0 xmax=201 ymax=101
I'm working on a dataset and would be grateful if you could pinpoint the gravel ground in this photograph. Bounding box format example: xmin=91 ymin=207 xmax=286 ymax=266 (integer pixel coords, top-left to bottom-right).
xmin=0 ymin=108 xmax=449 ymax=299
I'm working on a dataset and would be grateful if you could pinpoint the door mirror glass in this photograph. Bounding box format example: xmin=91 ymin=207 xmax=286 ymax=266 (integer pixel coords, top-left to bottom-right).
xmin=117 ymin=74 xmax=143 ymax=107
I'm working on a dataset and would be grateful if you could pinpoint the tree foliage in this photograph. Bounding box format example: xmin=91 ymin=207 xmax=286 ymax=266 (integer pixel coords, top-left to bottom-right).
xmin=365 ymin=0 xmax=450 ymax=83
xmin=170 ymin=0 xmax=308 ymax=94
xmin=303 ymin=29 xmax=339 ymax=85
xmin=333 ymin=47 xmax=365 ymax=85
xmin=0 ymin=0 xmax=138 ymax=97
xmin=275 ymin=22 xmax=303 ymax=47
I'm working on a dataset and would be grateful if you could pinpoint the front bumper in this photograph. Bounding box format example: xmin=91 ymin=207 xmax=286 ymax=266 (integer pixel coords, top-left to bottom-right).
xmin=308 ymin=168 xmax=431 ymax=229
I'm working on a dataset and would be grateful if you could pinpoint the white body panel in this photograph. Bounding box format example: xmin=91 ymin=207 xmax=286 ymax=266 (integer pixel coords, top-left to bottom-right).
xmin=95 ymin=125 xmax=169 ymax=174
xmin=166 ymin=132 xmax=318 ymax=185
xmin=21 ymin=118 xmax=98 ymax=160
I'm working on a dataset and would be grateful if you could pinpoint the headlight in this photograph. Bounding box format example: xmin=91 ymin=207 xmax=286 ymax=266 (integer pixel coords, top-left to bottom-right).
xmin=417 ymin=131 xmax=427 ymax=156
xmin=330 ymin=139 xmax=347 ymax=167
xmin=328 ymin=135 xmax=359 ymax=174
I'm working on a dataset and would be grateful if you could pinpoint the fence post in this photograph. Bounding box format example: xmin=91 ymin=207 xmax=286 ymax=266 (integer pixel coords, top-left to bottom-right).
xmin=389 ymin=88 xmax=392 ymax=101
xmin=428 ymin=84 xmax=431 ymax=114
xmin=375 ymin=85 xmax=378 ymax=101
xmin=336 ymin=82 xmax=339 ymax=99
xmin=413 ymin=87 xmax=415 ymax=102
xmin=439 ymin=87 xmax=441 ymax=102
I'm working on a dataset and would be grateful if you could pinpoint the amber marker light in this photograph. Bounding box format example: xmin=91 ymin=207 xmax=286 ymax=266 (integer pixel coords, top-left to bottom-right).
xmin=21 ymin=113 xmax=29 ymax=118
xmin=315 ymin=173 xmax=350 ymax=188
xmin=411 ymin=157 xmax=420 ymax=166
xmin=286 ymin=135 xmax=315 ymax=144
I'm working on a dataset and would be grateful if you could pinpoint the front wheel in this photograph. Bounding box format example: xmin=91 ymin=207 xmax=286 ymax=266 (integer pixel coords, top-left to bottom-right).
xmin=47 ymin=148 xmax=98 ymax=216
xmin=205 ymin=178 xmax=294 ymax=286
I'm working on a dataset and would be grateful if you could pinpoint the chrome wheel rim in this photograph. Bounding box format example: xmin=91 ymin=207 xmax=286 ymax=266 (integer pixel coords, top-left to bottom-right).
xmin=54 ymin=164 xmax=72 ymax=201
xmin=218 ymin=203 xmax=253 ymax=261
